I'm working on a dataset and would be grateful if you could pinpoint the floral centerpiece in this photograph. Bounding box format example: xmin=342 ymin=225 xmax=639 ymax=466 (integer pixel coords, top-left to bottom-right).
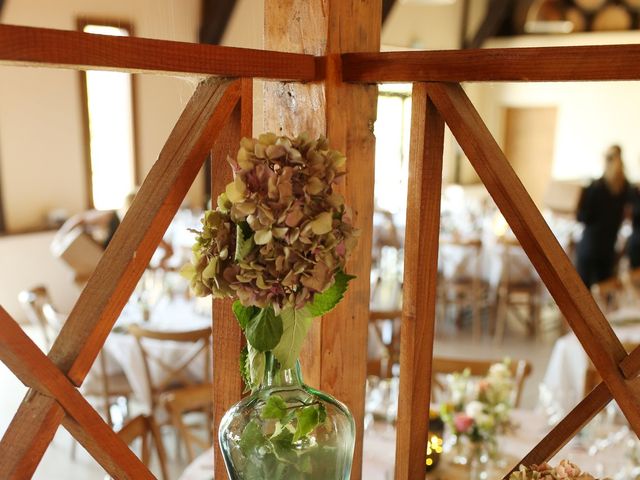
xmin=183 ymin=133 xmax=358 ymax=480
xmin=440 ymin=360 xmax=515 ymax=444
xmin=509 ymin=460 xmax=611 ymax=479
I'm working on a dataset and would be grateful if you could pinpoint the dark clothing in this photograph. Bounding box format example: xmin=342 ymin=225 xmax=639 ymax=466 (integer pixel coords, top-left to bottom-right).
xmin=576 ymin=178 xmax=629 ymax=288
xmin=103 ymin=211 xmax=121 ymax=248
xmin=627 ymin=186 xmax=640 ymax=268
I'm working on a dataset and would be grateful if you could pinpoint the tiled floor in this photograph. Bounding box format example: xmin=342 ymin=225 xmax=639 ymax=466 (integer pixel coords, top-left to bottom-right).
xmin=0 ymin=325 xmax=556 ymax=479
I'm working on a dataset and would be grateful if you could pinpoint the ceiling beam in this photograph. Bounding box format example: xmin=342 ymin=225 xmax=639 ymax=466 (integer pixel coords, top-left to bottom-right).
xmin=382 ymin=0 xmax=396 ymax=25
xmin=465 ymin=0 xmax=511 ymax=49
xmin=199 ymin=0 xmax=237 ymax=45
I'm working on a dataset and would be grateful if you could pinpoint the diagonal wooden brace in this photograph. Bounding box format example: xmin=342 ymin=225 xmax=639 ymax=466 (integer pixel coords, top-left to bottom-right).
xmin=0 ymin=76 xmax=241 ymax=479
xmin=506 ymin=345 xmax=640 ymax=477
xmin=426 ymin=82 xmax=640 ymax=439
xmin=0 ymin=308 xmax=154 ymax=479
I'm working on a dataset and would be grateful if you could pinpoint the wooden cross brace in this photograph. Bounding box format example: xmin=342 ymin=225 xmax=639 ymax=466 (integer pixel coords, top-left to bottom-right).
xmin=395 ymin=82 xmax=640 ymax=480
xmin=0 ymin=76 xmax=246 ymax=479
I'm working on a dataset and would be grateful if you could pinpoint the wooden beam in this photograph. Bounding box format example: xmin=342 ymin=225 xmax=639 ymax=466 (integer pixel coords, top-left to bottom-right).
xmin=507 ymin=343 xmax=640 ymax=477
xmin=0 ymin=77 xmax=241 ymax=478
xmin=199 ymin=0 xmax=237 ymax=45
xmin=466 ymin=0 xmax=511 ymax=49
xmin=394 ymin=83 xmax=444 ymax=480
xmin=382 ymin=0 xmax=397 ymax=25
xmin=264 ymin=3 xmax=379 ymax=479
xmin=0 ymin=24 xmax=317 ymax=80
xmin=0 ymin=308 xmax=154 ymax=479
xmin=427 ymin=81 xmax=640 ymax=439
xmin=211 ymin=78 xmax=253 ymax=480
xmin=342 ymin=44 xmax=640 ymax=83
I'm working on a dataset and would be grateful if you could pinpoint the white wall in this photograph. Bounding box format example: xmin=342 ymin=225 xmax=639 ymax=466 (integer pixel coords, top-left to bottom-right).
xmin=469 ymin=31 xmax=640 ymax=185
xmin=0 ymin=0 xmax=202 ymax=232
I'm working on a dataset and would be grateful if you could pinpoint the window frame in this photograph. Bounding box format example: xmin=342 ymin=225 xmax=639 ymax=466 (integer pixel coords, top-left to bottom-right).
xmin=77 ymin=17 xmax=140 ymax=210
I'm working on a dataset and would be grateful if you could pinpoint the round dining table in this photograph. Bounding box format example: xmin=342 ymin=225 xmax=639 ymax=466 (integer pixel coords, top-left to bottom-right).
xmin=178 ymin=409 xmax=632 ymax=480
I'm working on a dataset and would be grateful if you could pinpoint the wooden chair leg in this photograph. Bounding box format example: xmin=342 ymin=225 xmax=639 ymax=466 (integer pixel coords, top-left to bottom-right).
xmin=494 ymin=292 xmax=508 ymax=344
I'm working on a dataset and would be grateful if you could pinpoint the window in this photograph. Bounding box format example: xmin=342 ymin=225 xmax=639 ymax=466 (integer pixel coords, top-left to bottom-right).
xmin=80 ymin=23 xmax=137 ymax=211
xmin=374 ymin=84 xmax=412 ymax=214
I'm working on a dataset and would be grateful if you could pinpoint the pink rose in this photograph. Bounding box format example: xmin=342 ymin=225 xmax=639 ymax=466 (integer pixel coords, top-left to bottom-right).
xmin=453 ymin=413 xmax=474 ymax=433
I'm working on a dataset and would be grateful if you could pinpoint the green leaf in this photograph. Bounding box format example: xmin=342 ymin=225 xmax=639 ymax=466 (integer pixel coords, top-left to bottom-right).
xmin=293 ymin=405 xmax=323 ymax=442
xmin=239 ymin=420 xmax=266 ymax=457
xmin=247 ymin=345 xmax=266 ymax=391
xmin=272 ymin=307 xmax=313 ymax=369
xmin=245 ymin=307 xmax=283 ymax=352
xmin=235 ymin=222 xmax=254 ymax=261
xmin=261 ymin=394 xmax=288 ymax=421
xmin=307 ymin=270 xmax=356 ymax=317
xmin=232 ymin=301 xmax=259 ymax=330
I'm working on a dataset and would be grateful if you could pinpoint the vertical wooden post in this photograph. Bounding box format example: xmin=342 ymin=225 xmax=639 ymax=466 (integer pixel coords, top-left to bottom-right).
xmin=264 ymin=3 xmax=380 ymax=478
xmin=394 ymin=84 xmax=444 ymax=480
xmin=212 ymin=78 xmax=253 ymax=480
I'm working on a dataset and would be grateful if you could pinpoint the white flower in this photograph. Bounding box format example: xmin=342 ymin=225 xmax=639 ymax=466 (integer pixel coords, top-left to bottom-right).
xmin=465 ymin=400 xmax=484 ymax=419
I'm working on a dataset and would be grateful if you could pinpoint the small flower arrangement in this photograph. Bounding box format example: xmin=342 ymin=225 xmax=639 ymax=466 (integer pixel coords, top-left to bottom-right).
xmin=183 ymin=132 xmax=358 ymax=388
xmin=509 ymin=460 xmax=611 ymax=479
xmin=440 ymin=360 xmax=515 ymax=443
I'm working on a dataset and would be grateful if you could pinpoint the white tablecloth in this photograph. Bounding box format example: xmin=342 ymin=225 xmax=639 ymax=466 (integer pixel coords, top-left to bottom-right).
xmin=178 ymin=410 xmax=630 ymax=480
xmin=542 ymin=308 xmax=640 ymax=415
xmin=83 ymin=296 xmax=211 ymax=412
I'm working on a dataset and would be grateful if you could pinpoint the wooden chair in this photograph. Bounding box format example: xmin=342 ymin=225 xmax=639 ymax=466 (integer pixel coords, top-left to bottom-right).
xmin=160 ymin=383 xmax=213 ymax=462
xmin=439 ymin=238 xmax=489 ymax=340
xmin=494 ymin=237 xmax=542 ymax=343
xmin=17 ymin=286 xmax=58 ymax=350
xmin=431 ymin=356 xmax=532 ymax=408
xmin=368 ymin=309 xmax=401 ymax=377
xmin=128 ymin=325 xmax=212 ymax=457
xmin=105 ymin=415 xmax=169 ymax=480
xmin=128 ymin=325 xmax=212 ymax=412
xmin=591 ymin=276 xmax=625 ymax=314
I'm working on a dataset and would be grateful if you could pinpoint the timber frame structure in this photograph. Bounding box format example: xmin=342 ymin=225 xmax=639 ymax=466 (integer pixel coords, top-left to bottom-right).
xmin=1 ymin=15 xmax=640 ymax=480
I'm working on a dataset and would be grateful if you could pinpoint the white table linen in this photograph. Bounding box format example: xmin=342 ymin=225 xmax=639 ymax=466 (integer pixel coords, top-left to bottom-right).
xmin=542 ymin=308 xmax=640 ymax=414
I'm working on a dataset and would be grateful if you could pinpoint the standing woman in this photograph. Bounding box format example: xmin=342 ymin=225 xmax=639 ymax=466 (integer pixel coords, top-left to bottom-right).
xmin=627 ymin=179 xmax=640 ymax=269
xmin=576 ymin=145 xmax=629 ymax=288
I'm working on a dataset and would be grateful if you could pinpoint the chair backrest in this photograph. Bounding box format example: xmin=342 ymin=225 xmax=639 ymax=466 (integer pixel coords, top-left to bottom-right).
xmin=432 ymin=356 xmax=532 ymax=408
xmin=17 ymin=286 xmax=59 ymax=350
xmin=439 ymin=237 xmax=483 ymax=281
xmin=161 ymin=383 xmax=212 ymax=462
xmin=591 ymin=276 xmax=625 ymax=313
xmin=128 ymin=325 xmax=212 ymax=409
xmin=110 ymin=415 xmax=168 ymax=480
xmin=368 ymin=310 xmax=399 ymax=378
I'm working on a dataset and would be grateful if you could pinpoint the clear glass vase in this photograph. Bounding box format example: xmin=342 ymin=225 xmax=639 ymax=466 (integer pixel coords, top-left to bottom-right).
xmin=218 ymin=354 xmax=356 ymax=479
